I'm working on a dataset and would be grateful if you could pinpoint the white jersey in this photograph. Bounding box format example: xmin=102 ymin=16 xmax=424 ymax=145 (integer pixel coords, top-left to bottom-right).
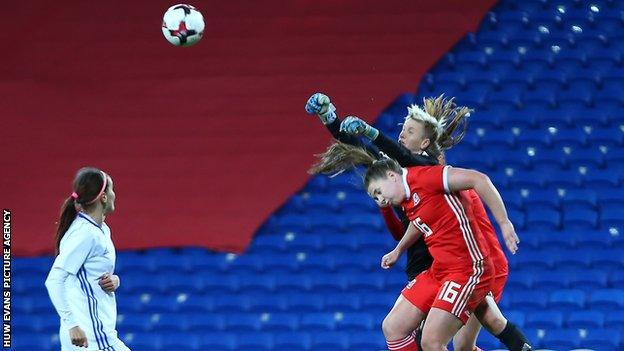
xmin=51 ymin=213 xmax=129 ymax=351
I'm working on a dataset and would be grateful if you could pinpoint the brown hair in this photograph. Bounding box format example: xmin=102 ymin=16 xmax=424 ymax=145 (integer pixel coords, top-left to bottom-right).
xmin=55 ymin=167 xmax=108 ymax=255
xmin=309 ymin=142 xmax=402 ymax=190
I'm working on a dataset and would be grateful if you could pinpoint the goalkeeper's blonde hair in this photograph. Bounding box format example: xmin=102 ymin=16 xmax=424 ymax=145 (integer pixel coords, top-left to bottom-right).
xmin=405 ymin=94 xmax=472 ymax=158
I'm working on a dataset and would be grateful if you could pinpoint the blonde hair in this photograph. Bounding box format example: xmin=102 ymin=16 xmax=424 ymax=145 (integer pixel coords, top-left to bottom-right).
xmin=404 ymin=94 xmax=472 ymax=158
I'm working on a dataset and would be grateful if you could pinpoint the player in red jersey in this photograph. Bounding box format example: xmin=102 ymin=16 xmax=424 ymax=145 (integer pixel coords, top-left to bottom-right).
xmin=306 ymin=93 xmax=510 ymax=351
xmin=310 ymin=143 xmax=533 ymax=351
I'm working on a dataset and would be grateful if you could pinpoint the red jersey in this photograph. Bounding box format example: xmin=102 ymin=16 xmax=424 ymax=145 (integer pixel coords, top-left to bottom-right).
xmin=400 ymin=165 xmax=490 ymax=272
xmin=464 ymin=189 xmax=509 ymax=277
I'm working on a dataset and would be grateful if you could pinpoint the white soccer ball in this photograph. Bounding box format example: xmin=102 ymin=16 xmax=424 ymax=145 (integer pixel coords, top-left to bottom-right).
xmin=161 ymin=4 xmax=205 ymax=47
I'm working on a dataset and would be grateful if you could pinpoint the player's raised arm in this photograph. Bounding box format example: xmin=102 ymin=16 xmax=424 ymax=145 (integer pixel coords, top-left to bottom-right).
xmin=446 ymin=167 xmax=520 ymax=254
xmin=381 ymin=222 xmax=423 ymax=269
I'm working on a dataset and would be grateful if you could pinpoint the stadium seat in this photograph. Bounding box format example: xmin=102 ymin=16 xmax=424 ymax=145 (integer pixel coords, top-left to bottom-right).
xmin=566 ymin=310 xmax=605 ymax=328
xmin=200 ymin=332 xmax=237 ymax=351
xmin=225 ymin=313 xmax=263 ymax=332
xmin=249 ymin=293 xmax=288 ymax=312
xmin=541 ymin=328 xmax=581 ymax=350
xmin=588 ymin=289 xmax=624 ymax=309
xmin=300 ymin=313 xmax=337 ymax=331
xmin=525 ymin=311 xmax=564 ymax=329
xmin=581 ymin=328 xmax=622 ymax=351
xmin=549 ymin=289 xmax=586 ymax=310
xmin=273 ymin=332 xmax=311 ymax=351
xmin=187 ymin=313 xmax=226 ymax=332
xmin=161 ymin=332 xmax=201 ymax=350
xmin=324 ymin=293 xmax=362 ymax=312
xmin=236 ymin=332 xmax=274 ymax=351
xmin=509 ymin=291 xmax=549 ymax=310
xmin=261 ymin=313 xmax=299 ymax=331
xmin=311 ymin=331 xmax=350 ymax=351
xmin=286 ymin=294 xmax=325 ymax=312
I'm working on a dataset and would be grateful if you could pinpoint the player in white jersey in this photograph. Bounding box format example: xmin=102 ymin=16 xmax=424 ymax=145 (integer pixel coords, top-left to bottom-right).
xmin=45 ymin=167 xmax=130 ymax=350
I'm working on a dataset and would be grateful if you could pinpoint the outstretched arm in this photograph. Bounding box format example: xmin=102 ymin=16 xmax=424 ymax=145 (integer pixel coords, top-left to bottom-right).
xmin=305 ymin=93 xmax=365 ymax=147
xmin=446 ymin=167 xmax=519 ymax=254
xmin=339 ymin=114 xmax=438 ymax=167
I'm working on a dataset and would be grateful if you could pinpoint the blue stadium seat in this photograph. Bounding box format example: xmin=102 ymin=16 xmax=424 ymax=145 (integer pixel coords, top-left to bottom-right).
xmin=610 ymin=270 xmax=624 ymax=289
xmin=565 ymin=268 xmax=609 ymax=290
xmin=516 ymin=128 xmax=552 ymax=148
xmin=236 ymin=332 xmax=274 ymax=351
xmin=561 ymin=189 xmax=598 ymax=208
xmin=339 ymin=192 xmax=379 ymax=213
xmin=174 ymin=290 xmax=215 ymax=313
xmin=348 ymin=331 xmax=386 ymax=349
xmin=300 ymin=312 xmax=337 ymax=331
xmin=284 ymin=233 xmax=323 ymax=251
xmin=587 ymin=249 xmax=624 ymax=270
xmin=562 ymin=208 xmax=598 ymax=229
xmin=605 ymin=311 xmax=624 ymax=329
xmin=274 ymin=273 xmax=311 ymax=292
xmin=200 ymin=332 xmax=237 ymax=351
xmin=247 ymin=293 xmax=288 ymax=312
xmin=301 ymin=193 xmax=340 ymax=212
xmin=310 ymin=273 xmax=348 ymax=292
xmin=273 ymin=332 xmax=311 ymax=351
xmin=226 ymin=313 xmax=263 ymax=331
xmin=262 ymin=254 xmax=300 ymax=272
xmin=525 ymin=208 xmax=561 ymax=230
xmin=286 ymin=294 xmax=325 ymax=311
xmin=522 ymin=188 xmax=561 ymax=209
xmin=324 ymin=293 xmax=362 ymax=311
xmin=535 ymin=231 xmax=574 ymax=249
xmin=11 ymin=333 xmax=55 ymax=351
xmin=123 ymin=332 xmax=162 ymax=350
xmin=601 ymin=205 xmax=624 ymax=228
xmin=214 ymin=295 xmax=251 ymax=312
xmin=504 ymin=310 xmax=526 ymax=328
xmin=187 ymin=313 xmax=226 ymax=332
xmin=361 ymin=292 xmax=397 ymax=311
xmin=582 ymin=328 xmax=622 ymax=351
xmin=589 ymin=289 xmax=624 ymax=310
xmin=335 ymin=312 xmax=375 ymax=331
xmin=583 ymin=169 xmax=620 ymax=189
xmin=541 ymin=328 xmax=581 ymax=350
xmin=505 ymin=270 xmax=534 ymax=290
xmin=304 ymin=176 xmax=329 ymax=193
xmin=549 ymin=289 xmax=586 ymax=310
xmin=509 ymin=291 xmax=549 ymax=310
xmin=345 ymin=272 xmax=385 ymax=291
xmin=525 ymin=310 xmax=564 ymax=329
xmin=566 ymin=310 xmax=605 ymax=328
xmin=238 ymin=273 xmax=276 ymax=292
xmin=567 ymin=148 xmax=606 ymax=169
xmin=311 ymin=331 xmax=350 ymax=351
xmin=249 ymin=235 xmax=286 ymax=255
xmin=201 ymin=274 xmax=240 ymax=293
xmin=261 ymin=313 xmax=299 ymax=331
xmin=589 ymin=126 xmax=624 ymax=146
xmin=532 ymin=270 xmax=569 ymax=289
xmin=161 ymin=332 xmax=201 ymax=350
xmin=117 ymin=313 xmax=154 ymax=332
xmin=568 ymin=230 xmax=613 ymax=249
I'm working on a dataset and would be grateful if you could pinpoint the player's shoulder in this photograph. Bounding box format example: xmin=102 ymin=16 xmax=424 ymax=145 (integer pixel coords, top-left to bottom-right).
xmin=64 ymin=217 xmax=99 ymax=241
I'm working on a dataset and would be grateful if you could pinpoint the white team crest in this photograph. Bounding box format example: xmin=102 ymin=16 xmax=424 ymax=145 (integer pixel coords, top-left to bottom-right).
xmin=412 ymin=192 xmax=420 ymax=205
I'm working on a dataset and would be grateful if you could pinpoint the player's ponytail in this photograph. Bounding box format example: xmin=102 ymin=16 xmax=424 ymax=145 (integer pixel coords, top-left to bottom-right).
xmin=309 ymin=141 xmax=402 ymax=190
xmin=55 ymin=197 xmax=78 ymax=255
xmin=422 ymin=94 xmax=472 ymax=156
xmin=54 ymin=167 xmax=108 ymax=255
xmin=309 ymin=142 xmax=377 ymax=175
